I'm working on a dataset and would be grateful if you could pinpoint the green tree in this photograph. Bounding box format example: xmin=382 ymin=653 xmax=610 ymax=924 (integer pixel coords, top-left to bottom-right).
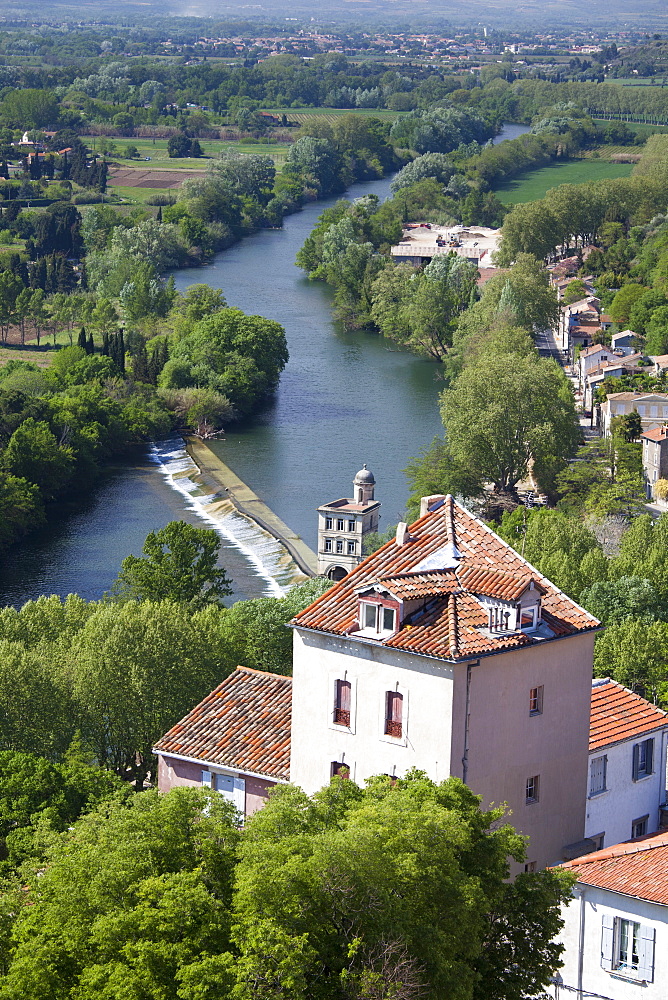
xmin=593 ymin=617 xmax=668 ymax=705
xmin=439 ymin=353 xmax=580 ymax=497
xmin=609 ymin=283 xmax=648 ymax=326
xmin=580 ymin=577 xmax=665 ymax=624
xmin=0 ymin=788 xmax=239 ymax=1000
xmin=113 ymin=520 xmax=232 ymax=608
xmin=1 ymin=418 xmax=74 ymax=499
xmin=0 ymin=472 xmax=43 ymax=553
xmin=233 ymin=772 xmax=572 ymax=1000
xmin=218 ymin=579 xmax=331 ymax=676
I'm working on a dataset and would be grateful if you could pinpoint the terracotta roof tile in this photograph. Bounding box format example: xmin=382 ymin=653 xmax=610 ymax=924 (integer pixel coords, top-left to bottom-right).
xmin=590 ymin=678 xmax=668 ymax=753
xmin=641 ymin=426 xmax=668 ymax=442
xmin=560 ymin=831 xmax=668 ymax=906
xmin=153 ymin=667 xmax=292 ymax=780
xmin=293 ymin=496 xmax=600 ymax=663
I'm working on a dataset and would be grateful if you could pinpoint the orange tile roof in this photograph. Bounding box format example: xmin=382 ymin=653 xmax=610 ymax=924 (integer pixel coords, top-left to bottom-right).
xmin=561 ymin=831 xmax=668 ymax=906
xmin=293 ymin=496 xmax=600 ymax=662
xmin=641 ymin=426 xmax=668 ymax=442
xmin=153 ymin=667 xmax=292 ymax=780
xmin=590 ymin=678 xmax=668 ymax=752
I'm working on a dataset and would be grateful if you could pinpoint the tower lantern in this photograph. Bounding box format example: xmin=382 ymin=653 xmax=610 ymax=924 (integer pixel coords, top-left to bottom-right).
xmin=316 ymin=466 xmax=381 ymax=581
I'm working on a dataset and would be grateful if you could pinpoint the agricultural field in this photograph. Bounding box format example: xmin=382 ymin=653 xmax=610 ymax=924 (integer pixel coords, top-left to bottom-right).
xmin=494 ymin=158 xmax=635 ymax=205
xmin=260 ymin=107 xmax=407 ymax=124
xmin=87 ymin=137 xmax=292 ymax=172
xmin=608 ymin=77 xmax=668 ymax=87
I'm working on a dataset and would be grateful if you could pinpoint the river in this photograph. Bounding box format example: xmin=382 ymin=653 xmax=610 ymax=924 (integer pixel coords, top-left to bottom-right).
xmin=0 ymin=124 xmax=528 ymax=608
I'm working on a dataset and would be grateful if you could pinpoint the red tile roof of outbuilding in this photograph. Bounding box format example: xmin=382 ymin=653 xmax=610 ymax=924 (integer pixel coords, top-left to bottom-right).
xmin=561 ymin=831 xmax=668 ymax=906
xmin=153 ymin=667 xmax=292 ymax=780
xmin=590 ymin=678 xmax=668 ymax=753
xmin=293 ymin=495 xmax=600 ymax=662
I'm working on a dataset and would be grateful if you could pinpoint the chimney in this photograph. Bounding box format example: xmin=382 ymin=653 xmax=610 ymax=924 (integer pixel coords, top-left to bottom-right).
xmin=395 ymin=522 xmax=412 ymax=546
xmin=419 ymin=494 xmax=448 ymax=518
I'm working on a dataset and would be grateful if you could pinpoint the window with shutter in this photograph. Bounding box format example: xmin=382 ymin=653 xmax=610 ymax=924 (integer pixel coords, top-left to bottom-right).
xmin=632 ymin=738 xmax=654 ymax=780
xmin=384 ymin=691 xmax=403 ymax=738
xmin=638 ymin=925 xmax=655 ymax=982
xmin=233 ymin=776 xmax=246 ymax=814
xmin=589 ymin=755 xmax=607 ymax=796
xmin=331 ymin=761 xmax=349 ymax=779
xmin=616 ymin=918 xmax=641 ymax=974
xmin=334 ymin=679 xmax=351 ymax=726
xmin=600 ymin=913 xmax=614 ymax=971
xmin=201 ymin=770 xmax=213 ymax=788
xmin=216 ymin=773 xmax=234 ymax=802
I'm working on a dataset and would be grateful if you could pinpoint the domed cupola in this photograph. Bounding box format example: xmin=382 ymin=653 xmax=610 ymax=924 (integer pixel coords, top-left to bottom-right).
xmin=353 ymin=464 xmax=375 ymax=503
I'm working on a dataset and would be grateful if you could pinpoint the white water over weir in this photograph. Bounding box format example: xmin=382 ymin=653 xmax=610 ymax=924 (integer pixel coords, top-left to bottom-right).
xmin=149 ymin=440 xmax=305 ymax=598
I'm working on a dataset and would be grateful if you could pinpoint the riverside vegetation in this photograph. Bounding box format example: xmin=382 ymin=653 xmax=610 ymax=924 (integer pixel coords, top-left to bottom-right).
xmin=0 ymin=519 xmax=572 ymax=1000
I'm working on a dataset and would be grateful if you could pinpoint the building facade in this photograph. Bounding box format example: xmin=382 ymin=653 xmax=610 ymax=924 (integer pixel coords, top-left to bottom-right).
xmin=600 ymin=392 xmax=668 ymax=438
xmin=316 ymin=465 xmax=381 ymax=580
xmin=292 ymin=494 xmax=601 ymax=869
xmin=550 ymin=833 xmax=668 ymax=999
xmin=641 ymin=425 xmax=668 ymax=499
xmin=586 ymin=679 xmax=668 ymax=850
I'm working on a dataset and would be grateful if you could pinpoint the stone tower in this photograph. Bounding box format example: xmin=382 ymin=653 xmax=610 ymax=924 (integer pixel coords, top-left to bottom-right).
xmin=316 ymin=466 xmax=381 ymax=580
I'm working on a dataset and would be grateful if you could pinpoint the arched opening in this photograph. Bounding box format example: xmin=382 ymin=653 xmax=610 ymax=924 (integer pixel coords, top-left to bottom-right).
xmin=328 ymin=566 xmax=347 ymax=581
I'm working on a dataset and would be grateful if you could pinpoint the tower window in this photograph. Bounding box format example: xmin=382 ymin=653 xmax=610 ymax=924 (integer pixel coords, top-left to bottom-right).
xmin=325 ymin=517 xmax=332 ymax=529
xmin=337 ymin=518 xmax=344 ymax=531
xmin=348 ymin=520 xmax=356 ymax=532
xmin=324 ymin=539 xmax=332 ymax=553
xmin=336 ymin=540 xmax=344 ymax=554
xmin=347 ymin=540 xmax=356 ymax=554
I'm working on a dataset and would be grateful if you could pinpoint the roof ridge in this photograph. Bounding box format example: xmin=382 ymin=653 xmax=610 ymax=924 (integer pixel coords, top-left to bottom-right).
xmin=236 ymin=665 xmax=293 ymax=681
xmin=449 ymin=497 xmax=600 ymax=628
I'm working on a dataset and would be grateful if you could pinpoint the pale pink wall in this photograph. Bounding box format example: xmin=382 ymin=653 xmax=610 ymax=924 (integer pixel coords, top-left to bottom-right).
xmin=157 ymin=755 xmax=277 ymax=817
xmin=450 ymin=633 xmax=595 ymax=870
xmin=157 ymin=754 xmax=202 ymax=792
xmin=245 ymin=775 xmax=276 ymax=816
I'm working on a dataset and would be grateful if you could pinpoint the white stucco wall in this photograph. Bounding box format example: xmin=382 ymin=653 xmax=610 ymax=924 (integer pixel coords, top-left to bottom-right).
xmin=550 ymin=886 xmax=667 ymax=1000
xmin=586 ymin=730 xmax=668 ymax=848
xmin=290 ymin=628 xmax=455 ymax=795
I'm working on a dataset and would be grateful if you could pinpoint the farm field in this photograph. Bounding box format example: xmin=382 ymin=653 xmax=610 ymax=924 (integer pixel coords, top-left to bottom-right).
xmin=260 ymin=107 xmax=407 ymax=124
xmin=86 ymin=137 xmax=292 ymax=172
xmin=494 ymin=159 xmax=634 ymax=205
xmin=106 ymin=184 xmax=174 ymax=205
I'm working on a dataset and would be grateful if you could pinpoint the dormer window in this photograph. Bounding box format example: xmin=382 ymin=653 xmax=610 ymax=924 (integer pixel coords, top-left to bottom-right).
xmin=519 ymin=605 xmax=539 ymax=631
xmin=357 ymin=600 xmax=398 ymax=639
xmin=488 ymin=606 xmax=512 ymax=631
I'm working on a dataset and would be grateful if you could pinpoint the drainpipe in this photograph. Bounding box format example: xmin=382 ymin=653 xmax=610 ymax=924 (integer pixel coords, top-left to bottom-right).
xmin=461 ymin=660 xmax=479 ymax=785
xmin=574 ymin=886 xmax=586 ymax=1000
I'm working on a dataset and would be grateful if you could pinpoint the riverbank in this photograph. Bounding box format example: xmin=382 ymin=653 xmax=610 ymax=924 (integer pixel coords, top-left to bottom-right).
xmin=184 ymin=436 xmax=318 ymax=578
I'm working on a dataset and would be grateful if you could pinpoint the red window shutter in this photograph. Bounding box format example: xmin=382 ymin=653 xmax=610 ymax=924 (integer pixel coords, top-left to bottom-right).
xmin=385 ymin=692 xmax=403 ymax=738
xmin=334 ymin=680 xmax=351 ymax=726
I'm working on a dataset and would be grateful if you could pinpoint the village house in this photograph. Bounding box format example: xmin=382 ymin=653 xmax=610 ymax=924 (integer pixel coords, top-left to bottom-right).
xmin=586 ymin=679 xmax=668 ymax=850
xmin=153 ymin=666 xmax=291 ymax=818
xmin=600 ymin=392 xmax=668 ymax=438
xmin=549 ymin=832 xmax=668 ymax=998
xmin=290 ymin=494 xmax=600 ymax=870
xmin=641 ymin=425 xmax=668 ymax=499
xmin=613 ymin=330 xmax=638 ymax=355
xmin=556 ymin=296 xmax=602 ymax=357
xmin=155 ymin=495 xmax=603 ymax=869
xmin=582 ymin=354 xmax=645 ymax=413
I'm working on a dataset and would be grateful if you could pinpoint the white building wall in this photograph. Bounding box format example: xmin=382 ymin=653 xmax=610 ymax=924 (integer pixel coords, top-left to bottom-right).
xmin=586 ymin=730 xmax=668 ymax=848
xmin=550 ymin=886 xmax=667 ymax=1000
xmin=290 ymin=628 xmax=455 ymax=795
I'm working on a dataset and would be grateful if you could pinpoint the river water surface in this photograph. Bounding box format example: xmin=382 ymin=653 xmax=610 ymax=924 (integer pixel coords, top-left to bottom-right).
xmin=0 ymin=124 xmax=528 ymax=607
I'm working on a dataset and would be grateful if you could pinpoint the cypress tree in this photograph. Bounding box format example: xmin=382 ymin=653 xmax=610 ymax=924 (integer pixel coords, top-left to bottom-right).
xmin=87 ymin=333 xmax=94 ymax=355
xmin=117 ymin=329 xmax=125 ymax=375
xmin=102 ymin=331 xmax=110 ymax=356
xmin=132 ymin=338 xmax=149 ymax=382
xmin=77 ymin=326 xmax=87 ymax=352
xmin=156 ymin=205 xmax=162 ymax=223
xmin=0 ymin=161 xmax=8 ymax=180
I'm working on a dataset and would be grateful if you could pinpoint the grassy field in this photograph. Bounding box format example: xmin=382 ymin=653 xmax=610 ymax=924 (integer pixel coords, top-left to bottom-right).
xmin=86 ymin=137 xmax=292 ymax=172
xmin=608 ymin=77 xmax=668 ymax=87
xmin=495 ymin=159 xmax=635 ymax=205
xmin=260 ymin=107 xmax=407 ymax=123
xmin=107 ymin=185 xmax=171 ymax=205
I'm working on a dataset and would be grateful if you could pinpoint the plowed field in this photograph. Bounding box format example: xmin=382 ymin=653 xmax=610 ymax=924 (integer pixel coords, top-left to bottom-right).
xmin=108 ymin=167 xmax=201 ymax=188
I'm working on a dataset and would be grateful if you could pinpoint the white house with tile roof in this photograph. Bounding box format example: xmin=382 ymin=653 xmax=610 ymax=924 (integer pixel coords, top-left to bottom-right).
xmin=549 ymin=832 xmax=668 ymax=999
xmin=290 ymin=494 xmax=601 ymax=870
xmin=585 ymin=679 xmax=668 ymax=852
xmin=600 ymin=392 xmax=668 ymax=437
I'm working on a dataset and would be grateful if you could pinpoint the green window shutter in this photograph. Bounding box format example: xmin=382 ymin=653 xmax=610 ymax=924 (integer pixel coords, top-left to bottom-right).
xmin=601 ymin=913 xmax=614 ymax=971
